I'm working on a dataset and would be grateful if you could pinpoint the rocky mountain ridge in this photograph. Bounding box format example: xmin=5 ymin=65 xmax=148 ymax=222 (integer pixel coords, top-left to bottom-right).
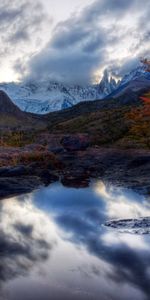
xmin=0 ymin=71 xmax=118 ymax=114
xmin=0 ymin=64 xmax=149 ymax=115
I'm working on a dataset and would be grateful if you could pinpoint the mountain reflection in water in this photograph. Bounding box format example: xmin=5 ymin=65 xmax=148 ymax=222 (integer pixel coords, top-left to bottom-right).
xmin=0 ymin=181 xmax=150 ymax=300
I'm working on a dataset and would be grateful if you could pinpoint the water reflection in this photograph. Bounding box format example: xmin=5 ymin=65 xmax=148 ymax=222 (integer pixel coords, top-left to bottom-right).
xmin=0 ymin=181 xmax=150 ymax=300
xmin=0 ymin=197 xmax=57 ymax=282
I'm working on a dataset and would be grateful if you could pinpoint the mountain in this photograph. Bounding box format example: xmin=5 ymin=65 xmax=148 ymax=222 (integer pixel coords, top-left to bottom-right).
xmin=0 ymin=90 xmax=24 ymax=116
xmin=120 ymin=65 xmax=149 ymax=86
xmin=108 ymin=65 xmax=150 ymax=99
xmin=98 ymin=69 xmax=117 ymax=95
xmin=0 ymin=90 xmax=45 ymax=130
xmin=0 ymin=64 xmax=149 ymax=115
xmin=41 ymin=63 xmax=150 ymax=138
xmin=0 ymin=71 xmax=117 ymax=114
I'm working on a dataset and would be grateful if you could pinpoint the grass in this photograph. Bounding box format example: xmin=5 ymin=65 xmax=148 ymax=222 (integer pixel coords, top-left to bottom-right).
xmin=47 ymin=98 xmax=150 ymax=149
xmin=50 ymin=106 xmax=131 ymax=146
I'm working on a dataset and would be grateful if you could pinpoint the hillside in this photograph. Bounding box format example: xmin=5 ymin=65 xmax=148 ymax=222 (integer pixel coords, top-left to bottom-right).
xmin=0 ymin=90 xmax=25 ymax=115
xmin=0 ymin=78 xmax=150 ymax=149
xmin=45 ymin=89 xmax=141 ymax=126
xmin=45 ymin=87 xmax=150 ymax=149
xmin=0 ymin=90 xmax=45 ymax=131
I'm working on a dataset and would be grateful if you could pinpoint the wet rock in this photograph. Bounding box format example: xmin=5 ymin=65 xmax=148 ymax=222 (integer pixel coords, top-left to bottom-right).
xmin=61 ymin=135 xmax=90 ymax=152
xmin=0 ymin=176 xmax=41 ymax=199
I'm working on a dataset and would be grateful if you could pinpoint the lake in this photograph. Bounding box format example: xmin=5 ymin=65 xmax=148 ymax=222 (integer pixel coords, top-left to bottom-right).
xmin=0 ymin=180 xmax=150 ymax=300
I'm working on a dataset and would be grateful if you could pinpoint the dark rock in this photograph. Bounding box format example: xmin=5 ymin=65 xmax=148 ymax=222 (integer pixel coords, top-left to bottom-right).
xmin=127 ymin=156 xmax=150 ymax=169
xmin=61 ymin=170 xmax=90 ymax=188
xmin=38 ymin=170 xmax=59 ymax=185
xmin=0 ymin=176 xmax=41 ymax=199
xmin=0 ymin=167 xmax=10 ymax=176
xmin=0 ymin=165 xmax=29 ymax=177
xmin=27 ymin=162 xmax=40 ymax=173
xmin=28 ymin=161 xmax=55 ymax=171
xmin=61 ymin=135 xmax=90 ymax=151
xmin=88 ymin=165 xmax=105 ymax=176
xmin=47 ymin=147 xmax=65 ymax=154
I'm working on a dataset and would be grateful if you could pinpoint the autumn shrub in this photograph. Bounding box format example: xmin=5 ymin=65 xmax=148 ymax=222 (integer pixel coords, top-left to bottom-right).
xmin=0 ymin=130 xmax=37 ymax=147
xmin=125 ymin=92 xmax=150 ymax=148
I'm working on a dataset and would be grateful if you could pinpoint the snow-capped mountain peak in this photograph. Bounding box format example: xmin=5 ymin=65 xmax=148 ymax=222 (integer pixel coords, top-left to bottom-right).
xmin=0 ymin=70 xmax=117 ymax=114
xmin=120 ymin=64 xmax=150 ymax=87
xmin=0 ymin=64 xmax=149 ymax=115
xmin=98 ymin=69 xmax=118 ymax=96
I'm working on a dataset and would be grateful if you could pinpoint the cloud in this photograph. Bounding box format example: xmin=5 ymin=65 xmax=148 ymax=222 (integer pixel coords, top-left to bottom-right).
xmin=24 ymin=0 xmax=150 ymax=84
xmin=28 ymin=47 xmax=105 ymax=84
xmin=32 ymin=182 xmax=150 ymax=300
xmin=0 ymin=0 xmax=51 ymax=81
xmin=0 ymin=196 xmax=56 ymax=284
xmin=109 ymin=57 xmax=140 ymax=78
xmin=0 ymin=1 xmax=47 ymax=47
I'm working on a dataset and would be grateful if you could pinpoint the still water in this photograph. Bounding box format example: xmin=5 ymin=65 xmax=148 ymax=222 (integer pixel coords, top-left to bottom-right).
xmin=0 ymin=181 xmax=150 ymax=300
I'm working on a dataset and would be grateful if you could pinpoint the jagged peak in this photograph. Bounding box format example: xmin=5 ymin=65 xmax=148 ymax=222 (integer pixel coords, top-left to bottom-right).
xmin=98 ymin=69 xmax=117 ymax=96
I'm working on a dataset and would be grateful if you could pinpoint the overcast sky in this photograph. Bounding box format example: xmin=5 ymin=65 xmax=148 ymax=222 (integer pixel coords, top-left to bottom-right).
xmin=0 ymin=0 xmax=150 ymax=84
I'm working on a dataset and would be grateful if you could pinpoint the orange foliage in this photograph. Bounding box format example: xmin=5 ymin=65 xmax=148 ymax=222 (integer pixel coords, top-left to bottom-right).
xmin=126 ymin=92 xmax=150 ymax=147
xmin=140 ymin=96 xmax=150 ymax=104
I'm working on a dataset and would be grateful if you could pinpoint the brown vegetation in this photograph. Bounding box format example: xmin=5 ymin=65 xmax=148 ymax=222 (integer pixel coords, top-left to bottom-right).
xmin=126 ymin=92 xmax=150 ymax=148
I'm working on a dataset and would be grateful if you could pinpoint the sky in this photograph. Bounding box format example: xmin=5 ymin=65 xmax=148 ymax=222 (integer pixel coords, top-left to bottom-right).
xmin=0 ymin=0 xmax=150 ymax=84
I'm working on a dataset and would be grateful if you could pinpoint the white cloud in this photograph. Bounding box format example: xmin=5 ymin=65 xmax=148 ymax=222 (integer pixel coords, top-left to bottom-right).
xmin=0 ymin=0 xmax=149 ymax=83
xmin=24 ymin=0 xmax=150 ymax=84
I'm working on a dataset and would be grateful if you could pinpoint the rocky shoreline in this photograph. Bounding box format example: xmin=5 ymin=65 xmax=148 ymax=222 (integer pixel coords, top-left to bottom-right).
xmin=0 ymin=142 xmax=150 ymax=199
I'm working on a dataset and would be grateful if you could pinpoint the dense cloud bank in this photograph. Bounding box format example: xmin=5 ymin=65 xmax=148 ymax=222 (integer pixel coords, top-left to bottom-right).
xmin=0 ymin=0 xmax=150 ymax=83
xmin=25 ymin=0 xmax=150 ymax=83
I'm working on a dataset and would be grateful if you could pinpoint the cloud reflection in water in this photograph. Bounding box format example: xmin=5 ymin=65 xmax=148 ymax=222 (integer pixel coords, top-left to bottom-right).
xmin=0 ymin=181 xmax=150 ymax=300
